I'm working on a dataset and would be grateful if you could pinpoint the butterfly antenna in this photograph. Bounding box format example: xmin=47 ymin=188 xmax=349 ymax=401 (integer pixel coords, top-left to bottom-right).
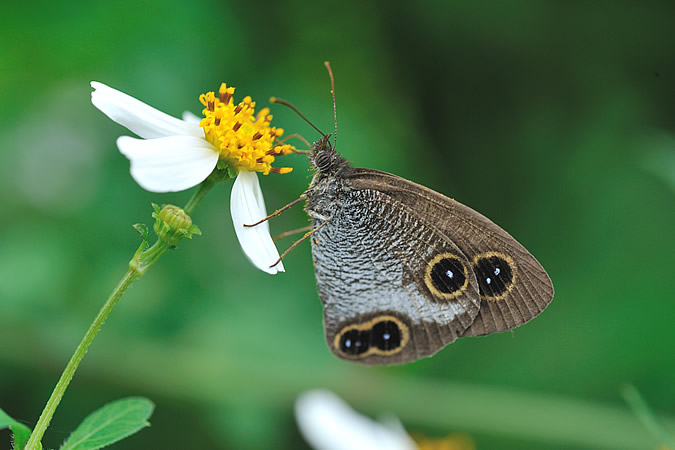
xmin=272 ymin=133 xmax=311 ymax=154
xmin=270 ymin=97 xmax=327 ymax=138
xmin=324 ymin=61 xmax=337 ymax=149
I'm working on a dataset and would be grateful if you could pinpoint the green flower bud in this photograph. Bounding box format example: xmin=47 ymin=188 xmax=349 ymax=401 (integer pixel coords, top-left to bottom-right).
xmin=152 ymin=204 xmax=201 ymax=245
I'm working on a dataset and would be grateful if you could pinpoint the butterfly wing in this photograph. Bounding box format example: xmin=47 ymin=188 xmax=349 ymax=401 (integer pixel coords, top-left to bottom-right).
xmin=346 ymin=168 xmax=554 ymax=337
xmin=310 ymin=187 xmax=481 ymax=365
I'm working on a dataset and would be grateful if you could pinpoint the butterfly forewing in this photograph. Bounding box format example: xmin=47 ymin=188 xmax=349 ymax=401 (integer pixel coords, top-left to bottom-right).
xmin=347 ymin=169 xmax=554 ymax=337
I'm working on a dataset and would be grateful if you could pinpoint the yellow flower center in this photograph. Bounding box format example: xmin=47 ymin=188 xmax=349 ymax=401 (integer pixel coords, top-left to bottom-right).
xmin=199 ymin=83 xmax=294 ymax=175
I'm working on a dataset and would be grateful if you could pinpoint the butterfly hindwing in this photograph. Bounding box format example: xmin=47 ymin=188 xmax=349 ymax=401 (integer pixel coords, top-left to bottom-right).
xmin=311 ymin=187 xmax=481 ymax=365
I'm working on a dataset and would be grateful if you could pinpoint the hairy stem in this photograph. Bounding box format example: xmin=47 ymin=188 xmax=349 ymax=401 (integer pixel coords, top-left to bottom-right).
xmin=24 ymin=266 xmax=143 ymax=450
xmin=24 ymin=177 xmax=220 ymax=449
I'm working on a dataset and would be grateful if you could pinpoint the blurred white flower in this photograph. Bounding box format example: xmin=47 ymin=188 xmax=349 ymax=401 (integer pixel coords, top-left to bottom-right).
xmin=295 ymin=390 xmax=416 ymax=450
xmin=91 ymin=81 xmax=290 ymax=273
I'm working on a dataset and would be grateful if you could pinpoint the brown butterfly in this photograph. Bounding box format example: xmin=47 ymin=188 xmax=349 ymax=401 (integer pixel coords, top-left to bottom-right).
xmin=256 ymin=64 xmax=553 ymax=365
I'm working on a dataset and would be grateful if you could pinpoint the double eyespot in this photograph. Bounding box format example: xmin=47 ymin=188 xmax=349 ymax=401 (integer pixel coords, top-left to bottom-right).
xmin=334 ymin=315 xmax=410 ymax=358
xmin=424 ymin=253 xmax=470 ymax=300
xmin=471 ymin=251 xmax=516 ymax=300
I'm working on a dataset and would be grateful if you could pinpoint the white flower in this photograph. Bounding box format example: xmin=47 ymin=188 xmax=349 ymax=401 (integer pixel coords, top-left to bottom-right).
xmin=91 ymin=81 xmax=284 ymax=274
xmin=295 ymin=390 xmax=416 ymax=450
xmin=91 ymin=81 xmax=216 ymax=192
xmin=231 ymin=170 xmax=284 ymax=274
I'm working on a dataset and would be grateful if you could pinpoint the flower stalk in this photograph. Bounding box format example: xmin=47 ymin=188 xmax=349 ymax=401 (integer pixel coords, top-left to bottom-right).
xmin=25 ymin=267 xmax=139 ymax=450
xmin=24 ymin=181 xmax=217 ymax=450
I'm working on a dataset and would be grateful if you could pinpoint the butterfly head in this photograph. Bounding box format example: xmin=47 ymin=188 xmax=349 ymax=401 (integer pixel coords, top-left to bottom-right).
xmin=310 ymin=134 xmax=345 ymax=173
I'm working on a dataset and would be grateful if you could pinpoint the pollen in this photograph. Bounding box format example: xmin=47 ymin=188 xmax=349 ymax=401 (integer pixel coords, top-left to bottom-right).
xmin=199 ymin=83 xmax=295 ymax=175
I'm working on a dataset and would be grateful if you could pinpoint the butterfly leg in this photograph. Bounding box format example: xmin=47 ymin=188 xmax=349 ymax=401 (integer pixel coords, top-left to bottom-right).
xmin=308 ymin=211 xmax=329 ymax=222
xmin=270 ymin=220 xmax=328 ymax=268
xmin=244 ymin=194 xmax=306 ymax=227
xmin=272 ymin=225 xmax=314 ymax=242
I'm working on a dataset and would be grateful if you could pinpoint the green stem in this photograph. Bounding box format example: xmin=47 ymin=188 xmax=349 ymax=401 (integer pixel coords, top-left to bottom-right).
xmin=184 ymin=169 xmax=230 ymax=216
xmin=184 ymin=180 xmax=212 ymax=216
xmin=24 ymin=266 xmax=143 ymax=450
xmin=24 ymin=178 xmax=220 ymax=450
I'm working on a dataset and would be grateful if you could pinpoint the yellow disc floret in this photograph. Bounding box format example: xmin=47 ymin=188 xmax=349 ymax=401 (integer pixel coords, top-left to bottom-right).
xmin=199 ymin=83 xmax=295 ymax=175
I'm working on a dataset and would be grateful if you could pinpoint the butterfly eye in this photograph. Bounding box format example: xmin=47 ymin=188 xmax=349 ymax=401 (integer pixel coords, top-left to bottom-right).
xmin=314 ymin=151 xmax=332 ymax=171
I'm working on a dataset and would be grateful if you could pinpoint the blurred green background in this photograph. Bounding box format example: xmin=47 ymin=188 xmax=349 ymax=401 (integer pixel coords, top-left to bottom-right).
xmin=1 ymin=1 xmax=674 ymax=449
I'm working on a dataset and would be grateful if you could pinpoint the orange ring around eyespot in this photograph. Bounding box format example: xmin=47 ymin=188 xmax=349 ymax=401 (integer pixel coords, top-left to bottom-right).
xmin=424 ymin=253 xmax=470 ymax=300
xmin=333 ymin=315 xmax=410 ymax=358
xmin=470 ymin=251 xmax=517 ymax=301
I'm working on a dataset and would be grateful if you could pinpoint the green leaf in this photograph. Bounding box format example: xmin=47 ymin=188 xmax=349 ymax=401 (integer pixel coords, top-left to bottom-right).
xmin=132 ymin=223 xmax=149 ymax=242
xmin=225 ymin=165 xmax=237 ymax=179
xmin=0 ymin=407 xmax=32 ymax=450
xmin=621 ymin=384 xmax=675 ymax=449
xmin=190 ymin=224 xmax=202 ymax=236
xmin=60 ymin=398 xmax=154 ymax=450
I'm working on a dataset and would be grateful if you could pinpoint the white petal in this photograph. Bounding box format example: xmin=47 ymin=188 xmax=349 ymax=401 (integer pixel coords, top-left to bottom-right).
xmin=91 ymin=81 xmax=203 ymax=139
xmin=181 ymin=110 xmax=202 ymax=125
xmin=117 ymin=135 xmax=218 ymax=192
xmin=230 ymin=171 xmax=284 ymax=274
xmin=295 ymin=390 xmax=416 ymax=450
